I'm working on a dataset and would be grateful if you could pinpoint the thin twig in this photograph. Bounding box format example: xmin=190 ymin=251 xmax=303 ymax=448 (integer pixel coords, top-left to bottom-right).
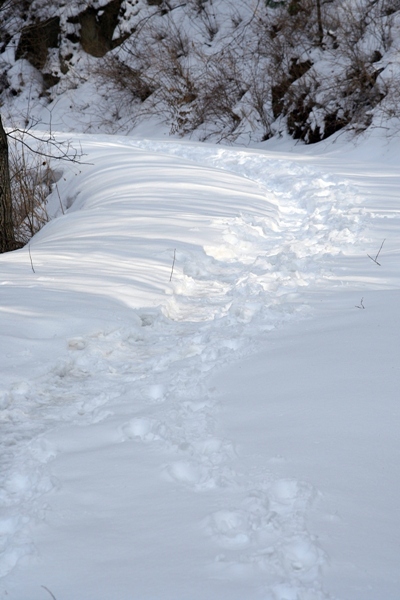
xmin=367 ymin=239 xmax=385 ymax=266
xmin=355 ymin=297 xmax=365 ymax=309
xmin=55 ymin=182 xmax=65 ymax=215
xmin=169 ymin=248 xmax=176 ymax=282
xmin=7 ymin=134 xmax=88 ymax=163
xmin=41 ymin=586 xmax=57 ymax=600
xmin=28 ymin=244 xmax=35 ymax=273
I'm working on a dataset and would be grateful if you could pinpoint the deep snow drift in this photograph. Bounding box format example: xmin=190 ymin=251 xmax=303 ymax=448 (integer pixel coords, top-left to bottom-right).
xmin=0 ymin=131 xmax=400 ymax=600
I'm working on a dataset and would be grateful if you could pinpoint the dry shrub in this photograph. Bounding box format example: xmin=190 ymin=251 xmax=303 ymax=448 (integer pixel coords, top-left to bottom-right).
xmin=94 ymin=0 xmax=400 ymax=143
xmin=97 ymin=55 xmax=156 ymax=103
xmin=96 ymin=15 xmax=251 ymax=141
xmin=9 ymin=139 xmax=57 ymax=245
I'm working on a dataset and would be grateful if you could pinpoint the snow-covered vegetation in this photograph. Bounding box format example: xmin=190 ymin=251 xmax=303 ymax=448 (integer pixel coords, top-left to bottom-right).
xmin=1 ymin=2 xmax=400 ymax=600
xmin=1 ymin=0 xmax=400 ymax=143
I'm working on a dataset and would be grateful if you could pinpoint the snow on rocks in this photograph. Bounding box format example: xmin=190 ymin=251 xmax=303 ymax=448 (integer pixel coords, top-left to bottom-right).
xmin=0 ymin=137 xmax=366 ymax=598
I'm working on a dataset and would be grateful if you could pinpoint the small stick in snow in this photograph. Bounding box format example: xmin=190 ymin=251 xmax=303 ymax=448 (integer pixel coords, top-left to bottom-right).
xmin=55 ymin=182 xmax=65 ymax=215
xmin=367 ymin=239 xmax=385 ymax=266
xmin=169 ymin=248 xmax=176 ymax=282
xmin=28 ymin=244 xmax=36 ymax=273
xmin=41 ymin=586 xmax=57 ymax=600
xmin=355 ymin=298 xmax=365 ymax=309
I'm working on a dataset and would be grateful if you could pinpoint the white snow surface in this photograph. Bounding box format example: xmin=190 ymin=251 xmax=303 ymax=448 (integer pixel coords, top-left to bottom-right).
xmin=1 ymin=131 xmax=400 ymax=600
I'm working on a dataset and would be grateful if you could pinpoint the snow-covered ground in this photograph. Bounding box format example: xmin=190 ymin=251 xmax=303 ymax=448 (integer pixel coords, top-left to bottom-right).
xmin=1 ymin=130 xmax=400 ymax=600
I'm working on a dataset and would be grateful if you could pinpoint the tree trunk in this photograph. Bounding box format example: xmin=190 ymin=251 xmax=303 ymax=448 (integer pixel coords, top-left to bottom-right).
xmin=0 ymin=115 xmax=16 ymax=252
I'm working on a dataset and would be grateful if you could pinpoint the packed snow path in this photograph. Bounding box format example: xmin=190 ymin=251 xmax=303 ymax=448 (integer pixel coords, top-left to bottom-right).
xmin=1 ymin=136 xmax=393 ymax=600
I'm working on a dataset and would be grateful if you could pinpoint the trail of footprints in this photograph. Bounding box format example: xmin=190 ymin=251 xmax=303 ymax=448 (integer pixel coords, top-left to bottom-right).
xmin=77 ymin=317 xmax=328 ymax=597
xmin=0 ymin=151 xmax=359 ymax=595
xmin=1 ymin=301 xmax=329 ymax=597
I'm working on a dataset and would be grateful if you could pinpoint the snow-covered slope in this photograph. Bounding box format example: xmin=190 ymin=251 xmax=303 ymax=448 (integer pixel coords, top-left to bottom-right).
xmin=1 ymin=132 xmax=400 ymax=599
xmin=1 ymin=0 xmax=400 ymax=143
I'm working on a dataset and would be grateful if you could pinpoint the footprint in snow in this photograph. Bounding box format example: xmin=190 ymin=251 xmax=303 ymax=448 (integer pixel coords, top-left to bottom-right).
xmin=144 ymin=384 xmax=165 ymax=403
xmin=269 ymin=478 xmax=318 ymax=516
xmin=67 ymin=337 xmax=87 ymax=350
xmin=204 ymin=480 xmax=325 ymax=589
xmin=281 ymin=535 xmax=325 ymax=576
xmin=28 ymin=437 xmax=57 ymax=464
xmin=162 ymin=460 xmax=223 ymax=491
xmin=162 ymin=460 xmax=235 ymax=492
xmin=120 ymin=417 xmax=161 ymax=442
xmin=205 ymin=490 xmax=273 ymax=550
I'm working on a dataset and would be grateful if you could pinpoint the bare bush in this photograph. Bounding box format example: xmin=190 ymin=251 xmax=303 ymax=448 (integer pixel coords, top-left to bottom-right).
xmin=96 ymin=14 xmax=249 ymax=140
xmin=369 ymin=66 xmax=400 ymax=133
xmin=93 ymin=0 xmax=400 ymax=143
xmin=97 ymin=55 xmax=156 ymax=103
xmin=2 ymin=119 xmax=81 ymax=248
xmin=9 ymin=139 xmax=54 ymax=246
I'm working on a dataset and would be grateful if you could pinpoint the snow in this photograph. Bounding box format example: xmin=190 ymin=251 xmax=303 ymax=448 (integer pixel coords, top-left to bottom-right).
xmin=1 ymin=130 xmax=400 ymax=600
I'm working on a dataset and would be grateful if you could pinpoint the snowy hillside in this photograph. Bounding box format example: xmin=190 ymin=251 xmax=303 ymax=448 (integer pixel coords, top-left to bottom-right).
xmin=1 ymin=0 xmax=400 ymax=142
xmin=1 ymin=129 xmax=400 ymax=599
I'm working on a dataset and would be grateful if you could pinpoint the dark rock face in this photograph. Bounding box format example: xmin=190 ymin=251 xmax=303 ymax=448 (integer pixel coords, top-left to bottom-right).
xmin=15 ymin=17 xmax=61 ymax=70
xmin=15 ymin=0 xmax=127 ymax=70
xmin=67 ymin=0 xmax=125 ymax=57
